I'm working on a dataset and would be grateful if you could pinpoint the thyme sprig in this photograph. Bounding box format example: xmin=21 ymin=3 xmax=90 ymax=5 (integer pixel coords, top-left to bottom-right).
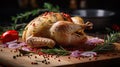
xmin=92 ymin=32 xmax=120 ymax=52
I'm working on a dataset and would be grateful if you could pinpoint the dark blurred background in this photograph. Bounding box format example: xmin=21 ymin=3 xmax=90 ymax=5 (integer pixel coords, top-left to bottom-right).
xmin=0 ymin=1 xmax=120 ymax=66
xmin=0 ymin=0 xmax=120 ymax=25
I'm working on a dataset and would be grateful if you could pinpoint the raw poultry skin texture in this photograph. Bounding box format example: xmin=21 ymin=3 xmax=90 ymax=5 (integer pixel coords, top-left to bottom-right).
xmin=22 ymin=12 xmax=93 ymax=49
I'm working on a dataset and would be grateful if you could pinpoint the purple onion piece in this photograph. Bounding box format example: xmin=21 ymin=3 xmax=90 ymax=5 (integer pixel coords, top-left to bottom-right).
xmin=85 ymin=37 xmax=104 ymax=45
xmin=70 ymin=50 xmax=97 ymax=57
xmin=21 ymin=47 xmax=31 ymax=51
xmin=6 ymin=40 xmax=17 ymax=44
xmin=18 ymin=42 xmax=27 ymax=46
xmin=70 ymin=50 xmax=82 ymax=57
xmin=8 ymin=43 xmax=20 ymax=49
xmin=0 ymin=44 xmax=8 ymax=48
xmin=80 ymin=51 xmax=97 ymax=57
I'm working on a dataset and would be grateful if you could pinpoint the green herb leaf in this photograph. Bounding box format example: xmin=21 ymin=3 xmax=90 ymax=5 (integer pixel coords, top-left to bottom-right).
xmin=43 ymin=3 xmax=60 ymax=12
xmin=19 ymin=50 xmax=33 ymax=56
xmin=92 ymin=32 xmax=120 ymax=52
xmin=41 ymin=48 xmax=70 ymax=56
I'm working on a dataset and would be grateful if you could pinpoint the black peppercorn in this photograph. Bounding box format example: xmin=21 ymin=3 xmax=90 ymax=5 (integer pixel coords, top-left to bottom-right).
xmin=13 ymin=56 xmax=16 ymax=59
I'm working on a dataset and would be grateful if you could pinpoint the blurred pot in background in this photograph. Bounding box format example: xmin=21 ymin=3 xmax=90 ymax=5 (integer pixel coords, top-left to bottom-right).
xmin=71 ymin=9 xmax=115 ymax=31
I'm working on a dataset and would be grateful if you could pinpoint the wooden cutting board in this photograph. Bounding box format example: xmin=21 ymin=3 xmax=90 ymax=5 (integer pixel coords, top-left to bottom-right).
xmin=0 ymin=38 xmax=120 ymax=67
xmin=0 ymin=46 xmax=120 ymax=67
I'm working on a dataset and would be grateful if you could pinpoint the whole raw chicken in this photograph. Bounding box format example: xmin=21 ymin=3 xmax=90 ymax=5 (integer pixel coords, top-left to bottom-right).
xmin=22 ymin=12 xmax=93 ymax=49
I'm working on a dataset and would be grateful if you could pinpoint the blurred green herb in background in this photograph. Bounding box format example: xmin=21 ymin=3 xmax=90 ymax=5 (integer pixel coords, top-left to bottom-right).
xmin=43 ymin=2 xmax=60 ymax=12
xmin=0 ymin=3 xmax=60 ymax=36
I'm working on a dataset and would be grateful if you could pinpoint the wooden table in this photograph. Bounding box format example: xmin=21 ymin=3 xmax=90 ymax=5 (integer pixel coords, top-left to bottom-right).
xmin=0 ymin=46 xmax=120 ymax=67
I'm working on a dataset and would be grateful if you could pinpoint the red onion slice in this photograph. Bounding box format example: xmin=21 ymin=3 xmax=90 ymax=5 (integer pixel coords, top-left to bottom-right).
xmin=85 ymin=37 xmax=104 ymax=45
xmin=70 ymin=50 xmax=97 ymax=57
xmin=80 ymin=51 xmax=97 ymax=57
xmin=21 ymin=47 xmax=31 ymax=51
xmin=6 ymin=40 xmax=17 ymax=44
xmin=70 ymin=50 xmax=82 ymax=57
xmin=0 ymin=44 xmax=8 ymax=48
xmin=18 ymin=42 xmax=27 ymax=46
xmin=8 ymin=43 xmax=21 ymax=49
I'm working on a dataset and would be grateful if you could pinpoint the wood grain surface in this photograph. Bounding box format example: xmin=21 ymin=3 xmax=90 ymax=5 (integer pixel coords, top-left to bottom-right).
xmin=0 ymin=37 xmax=120 ymax=67
xmin=0 ymin=46 xmax=120 ymax=67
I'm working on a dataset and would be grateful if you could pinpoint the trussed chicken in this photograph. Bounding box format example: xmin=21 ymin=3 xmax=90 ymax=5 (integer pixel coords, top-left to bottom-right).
xmin=22 ymin=12 xmax=93 ymax=48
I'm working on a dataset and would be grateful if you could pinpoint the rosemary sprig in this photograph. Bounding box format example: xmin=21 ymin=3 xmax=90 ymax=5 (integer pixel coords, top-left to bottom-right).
xmin=43 ymin=3 xmax=60 ymax=12
xmin=11 ymin=8 xmax=42 ymax=34
xmin=11 ymin=2 xmax=60 ymax=26
xmin=11 ymin=9 xmax=45 ymax=23
xmin=92 ymin=32 xmax=120 ymax=52
xmin=19 ymin=50 xmax=34 ymax=56
xmin=41 ymin=48 xmax=70 ymax=56
xmin=7 ymin=2 xmax=60 ymax=36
